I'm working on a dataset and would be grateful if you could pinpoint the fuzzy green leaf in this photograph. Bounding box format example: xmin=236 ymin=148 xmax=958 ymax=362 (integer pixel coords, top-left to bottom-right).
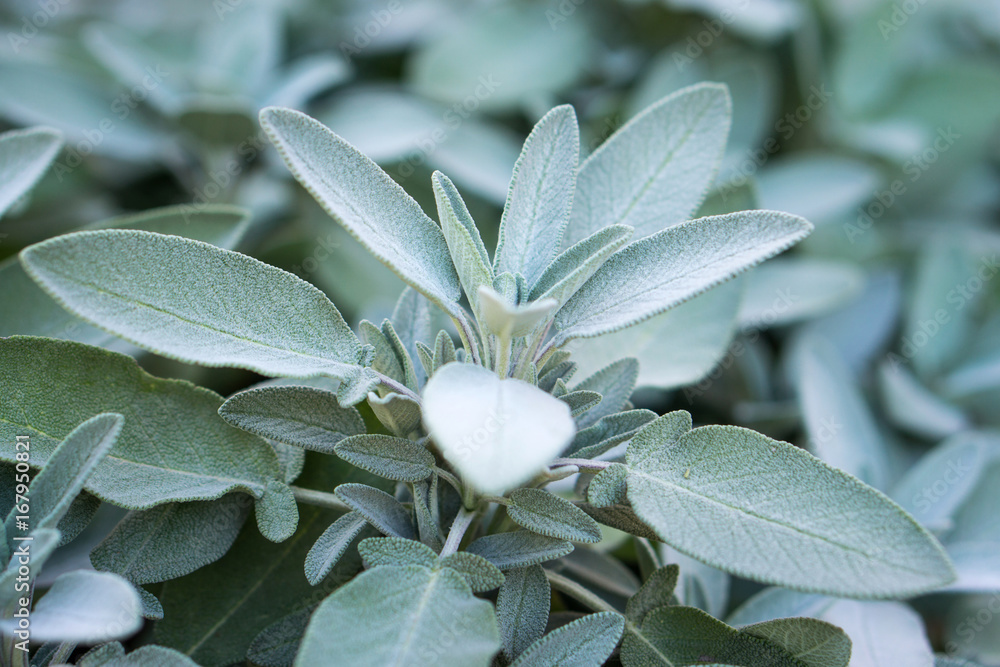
xmin=588 ymin=463 xmax=630 ymax=509
xmin=304 ymin=512 xmax=372 ymax=586
xmin=625 ymin=411 xmax=692 ymax=470
xmin=0 ymin=337 xmax=296 ymax=542
xmin=335 ymin=434 xmax=435 ymax=482
xmin=507 ymin=489 xmax=602 ymax=543
xmin=20 ymin=230 xmax=366 ymax=379
xmin=627 ymin=565 xmax=680 ymax=624
xmin=219 ymin=385 xmax=365 ymax=453
xmin=433 ymin=171 xmax=494 ymax=321
xmin=495 ymin=105 xmax=579 ymax=288
xmin=295 ymin=565 xmax=500 ymax=667
xmin=335 ymin=483 xmax=414 ymax=539
xmin=497 ymin=565 xmax=551 ymax=661
xmin=530 ymin=225 xmax=634 ymax=312
xmin=568 ymin=409 xmax=659 ymax=459
xmin=511 ymin=612 xmax=625 ymax=667
xmin=358 ymin=536 xmax=437 ymax=569
xmin=740 ymin=618 xmax=852 ymax=667
xmin=626 ymin=423 xmax=956 ymax=597
xmin=0 ymin=126 xmax=62 ymax=218
xmin=422 ymin=362 xmax=575 ymax=495
xmin=572 ymin=358 xmax=639 ymax=428
xmin=553 ymin=211 xmax=812 ymax=345
xmin=479 ymin=286 xmax=558 ymax=338
xmin=260 ymin=107 xmax=463 ymax=317
xmin=466 ymin=530 xmax=574 ymax=570
xmin=564 ymin=83 xmax=731 ymax=247
xmin=246 ymin=606 xmax=314 ymax=667
xmin=367 ymin=391 xmax=423 ymax=438
xmin=439 ymin=552 xmax=506 ymax=592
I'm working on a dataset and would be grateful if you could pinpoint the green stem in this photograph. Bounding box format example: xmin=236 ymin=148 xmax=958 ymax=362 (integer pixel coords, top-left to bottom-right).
xmin=441 ymin=506 xmax=476 ymax=556
xmin=50 ymin=643 xmax=75 ymax=665
xmin=433 ymin=467 xmax=463 ymax=495
xmin=545 ymin=570 xmax=618 ymax=614
xmin=452 ymin=312 xmax=482 ymax=366
xmin=290 ymin=486 xmax=351 ymax=513
xmin=495 ymin=330 xmax=513 ymax=377
xmin=374 ymin=373 xmax=420 ymax=402
xmin=551 ymin=458 xmax=611 ymax=473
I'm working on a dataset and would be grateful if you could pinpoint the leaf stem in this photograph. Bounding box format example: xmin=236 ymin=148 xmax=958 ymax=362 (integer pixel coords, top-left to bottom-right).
xmin=374 ymin=372 xmax=420 ymax=402
xmin=452 ymin=311 xmax=482 ymax=366
xmin=551 ymin=458 xmax=611 ymax=473
xmin=545 ymin=570 xmax=618 ymax=614
xmin=50 ymin=643 xmax=76 ymax=665
xmin=441 ymin=506 xmax=476 ymax=556
xmin=514 ymin=320 xmax=552 ymax=380
xmin=433 ymin=467 xmax=463 ymax=495
xmin=495 ymin=331 xmax=512 ymax=377
xmin=290 ymin=486 xmax=351 ymax=513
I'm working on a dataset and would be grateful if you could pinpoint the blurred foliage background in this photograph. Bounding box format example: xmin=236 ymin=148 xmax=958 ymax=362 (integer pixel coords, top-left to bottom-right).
xmin=2 ymin=0 xmax=1000 ymax=663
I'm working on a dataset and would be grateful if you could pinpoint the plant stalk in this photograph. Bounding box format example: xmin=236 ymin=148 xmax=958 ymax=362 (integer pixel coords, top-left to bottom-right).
xmin=290 ymin=486 xmax=351 ymax=513
xmin=441 ymin=506 xmax=477 ymax=556
xmin=545 ymin=570 xmax=618 ymax=614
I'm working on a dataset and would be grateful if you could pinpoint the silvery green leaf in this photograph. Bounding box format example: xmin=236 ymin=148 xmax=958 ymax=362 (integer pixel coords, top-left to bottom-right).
xmin=434 ymin=329 xmax=457 ymax=370
xmin=76 ymin=641 xmax=126 ymax=666
xmin=422 ymin=362 xmax=575 ymax=495
xmin=877 ymin=361 xmax=969 ymax=441
xmin=0 ymin=337 xmax=296 ymax=543
xmin=439 ymin=552 xmax=506 ymax=592
xmin=21 ymin=230 xmax=366 ymax=380
xmin=358 ymin=536 xmax=436 ymax=569
xmin=247 ymin=606 xmax=314 ymax=667
xmin=537 ymin=361 xmax=577 ymax=393
xmin=510 ymin=611 xmax=625 ymax=667
xmin=87 ymin=203 xmax=252 ymax=249
xmin=3 ymin=570 xmax=141 ymax=643
xmin=625 ymin=411 xmax=692 ymax=471
xmin=625 ymin=423 xmax=955 ymax=597
xmin=91 ymin=495 xmax=249 ymax=589
xmin=335 ymin=434 xmax=435 ymax=483
xmin=381 ymin=319 xmax=419 ymax=391
xmin=466 ymin=531 xmax=573 ymax=570
xmin=570 ymin=280 xmax=742 ymax=391
xmin=4 ymin=413 xmax=120 ymax=543
xmin=495 ymin=105 xmax=579 ymax=288
xmin=941 ymin=462 xmax=1000 ymax=591
xmin=416 ymin=342 xmax=436 ymax=381
xmin=737 ymin=258 xmax=865 ymax=329
xmin=367 ymin=392 xmax=423 ymax=438
xmin=337 ymin=366 xmax=382 ymax=407
xmin=726 ymin=588 xmax=832 ymax=628
xmin=413 ymin=480 xmax=443 ymax=551
xmin=662 ymin=545 xmax=730 ymax=620
xmin=497 ymin=565 xmax=551 ymax=661
xmin=587 ymin=463 xmax=629 ymax=509
xmin=942 ymin=353 xmax=1000 ymax=398
xmin=360 ymin=320 xmax=407 ymax=387
xmin=390 ymin=288 xmax=433 ymax=387
xmin=626 ymin=565 xmax=680 ymax=625
xmin=559 ymin=390 xmax=602 ymax=419
xmin=755 ymin=154 xmax=882 ymax=225
xmin=304 ymin=512 xmax=371 ymax=586
xmin=575 ymin=503 xmax=661 ymax=541
xmin=219 ymin=386 xmax=365 ymax=453
xmin=530 ymin=225 xmax=634 ymax=314
xmin=479 ymin=286 xmax=558 ymax=339
xmin=0 ymin=126 xmax=62 ymax=218
xmin=573 ymin=358 xmax=639 ymax=428
xmin=335 ymin=483 xmax=414 ymax=539
xmin=507 ymin=489 xmax=602 ymax=543
xmin=260 ymin=107 xmax=463 ymax=317
xmin=553 ymin=211 xmax=812 ymax=345
xmin=0 ymin=528 xmax=60 ymax=610
xmin=557 ymin=546 xmax=640 ymax=600
xmin=821 ymin=600 xmax=932 ymax=667
xmin=794 ymin=337 xmax=890 ymax=490
xmin=564 ymin=83 xmax=731 ymax=248
xmin=739 ymin=618 xmax=852 ymax=667
xmin=295 ymin=565 xmax=499 ymax=667
xmin=568 ymin=410 xmax=659 ymax=459
xmin=433 ymin=171 xmax=494 ymax=322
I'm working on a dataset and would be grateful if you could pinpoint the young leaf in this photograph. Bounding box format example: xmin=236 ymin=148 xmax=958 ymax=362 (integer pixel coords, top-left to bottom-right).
xmin=576 ymin=503 xmax=660 ymax=541
xmin=495 ymin=105 xmax=579 ymax=288
xmin=422 ymin=362 xmax=575 ymax=495
xmin=530 ymin=225 xmax=634 ymax=312
xmin=466 ymin=530 xmax=574 ymax=570
xmin=626 ymin=565 xmax=680 ymax=625
xmin=587 ymin=463 xmax=629 ymax=509
xmin=553 ymin=211 xmax=812 ymax=345
xmin=295 ymin=565 xmax=500 ymax=667
xmin=246 ymin=606 xmax=315 ymax=667
xmin=497 ymin=565 xmax=551 ymax=661
xmin=433 ymin=171 xmax=494 ymax=321
xmin=626 ymin=424 xmax=956 ymax=597
xmin=479 ymin=286 xmax=558 ymax=338
xmin=366 ymin=392 xmax=423 ymax=438
xmin=335 ymin=483 xmax=415 ymax=539
xmin=21 ymin=230 xmax=367 ymax=380
xmin=304 ymin=512 xmax=371 ymax=586
xmin=559 ymin=390 xmax=602 ymax=419
xmin=740 ymin=618 xmax=852 ymax=667
xmin=4 ymin=413 xmax=121 ymax=542
xmin=573 ymin=358 xmax=639 ymax=428
xmin=259 ymin=107 xmax=463 ymax=317
xmin=219 ymin=385 xmax=365 ymax=453
xmin=0 ymin=337 xmax=296 ymax=542
xmin=568 ymin=409 xmax=659 ymax=459
xmin=564 ymin=83 xmax=731 ymax=247
xmin=510 ymin=611 xmax=626 ymax=667
xmin=360 ymin=320 xmax=409 ymax=386
xmin=507 ymin=488 xmax=602 ymax=543
xmin=0 ymin=125 xmax=62 ymax=218
xmin=335 ymin=434 xmax=435 ymax=482
xmin=358 ymin=536 xmax=437 ymax=569
xmin=390 ymin=287 xmax=434 ymax=387
xmin=439 ymin=552 xmax=506 ymax=592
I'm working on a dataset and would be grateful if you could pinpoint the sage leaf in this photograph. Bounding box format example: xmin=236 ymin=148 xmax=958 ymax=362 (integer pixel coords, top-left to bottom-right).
xmin=507 ymin=489 xmax=601 ymax=543
xmin=495 ymin=105 xmax=579 ymax=288
xmin=422 ymin=362 xmax=575 ymax=495
xmin=466 ymin=530 xmax=574 ymax=570
xmin=366 ymin=391 xmax=423 ymax=438
xmin=433 ymin=171 xmax=494 ymax=321
xmin=246 ymin=606 xmax=314 ymax=667
xmin=21 ymin=230 xmax=366 ymax=379
xmin=439 ymin=552 xmax=506 ymax=592
xmin=564 ymin=83 xmax=731 ymax=247
xmin=304 ymin=512 xmax=371 ymax=586
xmin=219 ymin=385 xmax=365 ymax=453
xmin=0 ymin=337 xmax=296 ymax=542
xmin=553 ymin=211 xmax=812 ymax=345
xmin=626 ymin=565 xmax=680 ymax=625
xmin=335 ymin=434 xmax=435 ymax=482
xmin=530 ymin=225 xmax=634 ymax=313
xmin=497 ymin=565 xmax=551 ymax=661
xmin=573 ymin=358 xmax=639 ymax=428
xmin=479 ymin=286 xmax=558 ymax=338
xmin=390 ymin=287 xmax=434 ymax=387
xmin=568 ymin=409 xmax=659 ymax=459
xmin=295 ymin=565 xmax=500 ymax=667
xmin=740 ymin=618 xmax=852 ymax=667
xmin=625 ymin=423 xmax=956 ymax=597
xmin=510 ymin=611 xmax=625 ymax=667
xmin=260 ymin=107 xmax=463 ymax=317
xmin=587 ymin=463 xmax=629 ymax=509
xmin=559 ymin=390 xmax=602 ymax=419
xmin=358 ymin=536 xmax=436 ymax=569
xmin=334 ymin=483 xmax=415 ymax=539
xmin=0 ymin=126 xmax=62 ymax=218
xmin=625 ymin=410 xmax=692 ymax=470
xmin=576 ymin=503 xmax=661 ymax=541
